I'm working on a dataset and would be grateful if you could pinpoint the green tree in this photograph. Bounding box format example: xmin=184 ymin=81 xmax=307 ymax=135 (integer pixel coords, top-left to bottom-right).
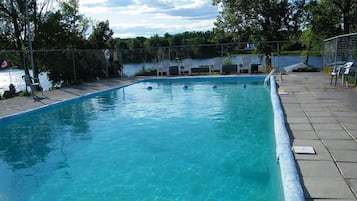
xmin=88 ymin=20 xmax=113 ymax=49
xmin=212 ymin=0 xmax=305 ymax=68
xmin=305 ymin=0 xmax=342 ymax=39
xmin=299 ymin=29 xmax=322 ymax=64
xmin=144 ymin=34 xmax=168 ymax=48
xmin=35 ymin=11 xmax=69 ymax=48
xmin=0 ymin=0 xmax=27 ymax=50
xmin=33 ymin=0 xmax=90 ymax=82
xmin=328 ymin=0 xmax=357 ymax=33
xmin=305 ymin=0 xmax=357 ymax=39
xmin=58 ymin=0 xmax=89 ymax=47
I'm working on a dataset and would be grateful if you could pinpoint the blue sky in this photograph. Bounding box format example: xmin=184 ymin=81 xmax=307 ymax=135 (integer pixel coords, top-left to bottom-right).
xmin=78 ymin=0 xmax=220 ymax=38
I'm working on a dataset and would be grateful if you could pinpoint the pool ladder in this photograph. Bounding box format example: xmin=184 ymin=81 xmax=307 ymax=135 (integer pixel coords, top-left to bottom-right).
xmin=264 ymin=68 xmax=275 ymax=85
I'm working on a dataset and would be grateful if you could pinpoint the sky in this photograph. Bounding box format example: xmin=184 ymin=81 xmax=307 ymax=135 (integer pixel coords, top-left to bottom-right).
xmin=78 ymin=0 xmax=220 ymax=39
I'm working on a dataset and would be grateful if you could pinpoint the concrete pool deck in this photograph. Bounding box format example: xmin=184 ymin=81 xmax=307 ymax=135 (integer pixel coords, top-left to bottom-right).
xmin=0 ymin=72 xmax=356 ymax=200
xmin=277 ymin=72 xmax=357 ymax=201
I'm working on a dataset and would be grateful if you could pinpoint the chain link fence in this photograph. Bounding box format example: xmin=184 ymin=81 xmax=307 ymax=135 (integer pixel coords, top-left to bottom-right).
xmin=1 ymin=41 xmax=322 ymax=95
xmin=323 ymin=33 xmax=357 ymax=67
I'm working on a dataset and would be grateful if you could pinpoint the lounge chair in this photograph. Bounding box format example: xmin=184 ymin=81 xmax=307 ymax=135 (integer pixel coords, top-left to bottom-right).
xmin=210 ymin=57 xmax=223 ymax=74
xmin=24 ymin=73 xmax=43 ymax=100
xmin=180 ymin=58 xmax=192 ymax=75
xmin=191 ymin=66 xmax=210 ymax=75
xmin=157 ymin=59 xmax=171 ymax=76
xmin=240 ymin=56 xmax=252 ymax=74
xmin=222 ymin=64 xmax=238 ymax=74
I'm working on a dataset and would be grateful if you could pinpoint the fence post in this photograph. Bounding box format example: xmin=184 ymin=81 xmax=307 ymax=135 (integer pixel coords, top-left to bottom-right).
xmin=25 ymin=0 xmax=36 ymax=82
xmin=277 ymin=41 xmax=282 ymax=82
xmin=72 ymin=50 xmax=77 ymax=83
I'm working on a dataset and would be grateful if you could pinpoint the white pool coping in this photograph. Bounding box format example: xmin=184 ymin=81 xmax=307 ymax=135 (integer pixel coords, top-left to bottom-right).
xmin=270 ymin=76 xmax=305 ymax=201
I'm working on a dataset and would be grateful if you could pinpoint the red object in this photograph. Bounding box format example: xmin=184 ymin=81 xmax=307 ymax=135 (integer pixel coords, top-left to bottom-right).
xmin=1 ymin=60 xmax=9 ymax=68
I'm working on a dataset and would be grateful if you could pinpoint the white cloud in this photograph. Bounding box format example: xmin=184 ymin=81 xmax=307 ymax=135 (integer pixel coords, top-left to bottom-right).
xmin=79 ymin=0 xmax=108 ymax=6
xmin=79 ymin=6 xmax=109 ymax=15
xmin=78 ymin=0 xmax=219 ymax=38
xmin=173 ymin=0 xmax=207 ymax=9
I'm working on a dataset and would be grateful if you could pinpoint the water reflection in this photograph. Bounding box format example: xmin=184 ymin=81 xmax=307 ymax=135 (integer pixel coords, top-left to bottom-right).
xmin=0 ymin=93 xmax=121 ymax=200
xmin=0 ymin=98 xmax=104 ymax=170
xmin=0 ymin=118 xmax=53 ymax=170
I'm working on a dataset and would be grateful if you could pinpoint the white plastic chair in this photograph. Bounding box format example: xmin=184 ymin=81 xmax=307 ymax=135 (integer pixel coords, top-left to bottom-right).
xmin=210 ymin=57 xmax=223 ymax=74
xmin=341 ymin=62 xmax=354 ymax=87
xmin=330 ymin=65 xmax=342 ymax=86
xmin=180 ymin=58 xmax=192 ymax=75
xmin=157 ymin=59 xmax=171 ymax=76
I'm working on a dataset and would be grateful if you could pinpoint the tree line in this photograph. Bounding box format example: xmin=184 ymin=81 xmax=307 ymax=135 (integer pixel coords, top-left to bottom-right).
xmin=0 ymin=0 xmax=356 ymax=82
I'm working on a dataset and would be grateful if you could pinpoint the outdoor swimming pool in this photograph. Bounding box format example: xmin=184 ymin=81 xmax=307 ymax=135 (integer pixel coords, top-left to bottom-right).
xmin=0 ymin=76 xmax=296 ymax=201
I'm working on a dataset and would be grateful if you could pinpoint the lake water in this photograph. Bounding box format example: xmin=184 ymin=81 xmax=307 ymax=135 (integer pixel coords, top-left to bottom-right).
xmin=0 ymin=55 xmax=322 ymax=96
xmin=0 ymin=69 xmax=52 ymax=96
xmin=123 ymin=55 xmax=322 ymax=76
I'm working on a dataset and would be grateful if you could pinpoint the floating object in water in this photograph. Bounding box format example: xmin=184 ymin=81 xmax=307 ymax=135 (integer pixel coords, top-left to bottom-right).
xmin=243 ymin=84 xmax=247 ymax=88
xmin=183 ymin=85 xmax=188 ymax=90
xmin=147 ymin=86 xmax=153 ymax=90
xmin=212 ymin=85 xmax=217 ymax=89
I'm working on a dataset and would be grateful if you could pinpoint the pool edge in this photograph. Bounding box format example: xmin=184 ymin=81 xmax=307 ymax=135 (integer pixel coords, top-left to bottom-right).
xmin=270 ymin=76 xmax=305 ymax=201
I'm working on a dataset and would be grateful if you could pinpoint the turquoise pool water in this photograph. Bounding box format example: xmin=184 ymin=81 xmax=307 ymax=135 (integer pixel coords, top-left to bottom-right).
xmin=0 ymin=77 xmax=283 ymax=201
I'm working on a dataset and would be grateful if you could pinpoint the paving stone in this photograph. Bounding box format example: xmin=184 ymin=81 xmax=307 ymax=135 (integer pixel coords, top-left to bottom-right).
xmin=287 ymin=116 xmax=310 ymax=124
xmin=289 ymin=123 xmax=315 ymax=131
xmin=292 ymin=130 xmax=320 ymax=140
xmin=348 ymin=179 xmax=357 ymax=197
xmin=301 ymin=104 xmax=329 ymax=112
xmin=309 ymin=116 xmax=338 ymax=123
xmin=333 ymin=112 xmax=357 ymax=119
xmin=313 ymin=123 xmax=345 ymax=131
xmin=282 ymin=104 xmax=305 ymax=114
xmin=343 ymin=123 xmax=357 ymax=130
xmin=297 ymin=98 xmax=317 ymax=104
xmin=315 ymin=130 xmax=353 ymax=140
xmin=280 ymin=97 xmax=300 ymax=104
xmin=349 ymin=130 xmax=357 ymax=139
xmin=331 ymin=150 xmax=357 ymax=162
xmin=323 ymin=140 xmax=357 ymax=150
xmin=335 ymin=116 xmax=357 ymax=124
xmin=303 ymin=176 xmax=355 ymax=199
xmin=283 ymin=109 xmax=306 ymax=117
xmin=297 ymin=160 xmax=341 ymax=177
xmin=330 ymin=105 xmax=355 ymax=113
xmin=338 ymin=162 xmax=357 ymax=178
xmin=306 ymin=111 xmax=333 ymax=117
